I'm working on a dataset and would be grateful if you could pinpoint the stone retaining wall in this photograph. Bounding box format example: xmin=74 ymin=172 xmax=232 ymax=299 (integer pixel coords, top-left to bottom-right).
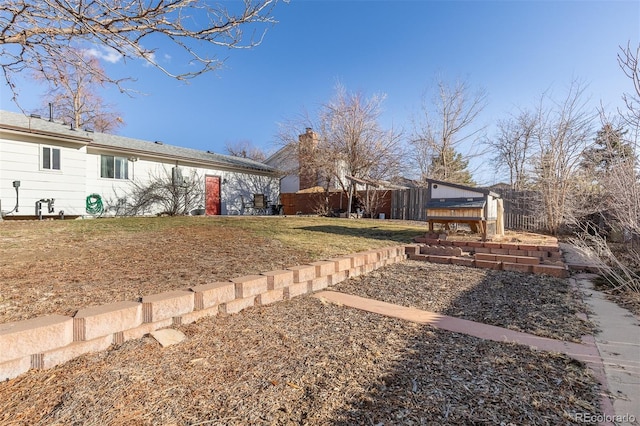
xmin=0 ymin=240 xmax=570 ymax=382
xmin=0 ymin=246 xmax=408 ymax=381
xmin=407 ymin=239 xmax=568 ymax=278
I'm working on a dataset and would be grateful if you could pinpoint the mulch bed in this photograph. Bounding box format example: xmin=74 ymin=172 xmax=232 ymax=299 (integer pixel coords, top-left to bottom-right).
xmin=0 ymin=260 xmax=602 ymax=425
xmin=333 ymin=260 xmax=598 ymax=342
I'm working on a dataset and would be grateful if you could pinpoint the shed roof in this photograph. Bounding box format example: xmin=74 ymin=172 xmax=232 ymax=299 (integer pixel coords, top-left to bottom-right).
xmin=0 ymin=110 xmax=276 ymax=175
xmin=426 ymin=199 xmax=486 ymax=209
xmin=426 ymin=178 xmax=501 ymax=198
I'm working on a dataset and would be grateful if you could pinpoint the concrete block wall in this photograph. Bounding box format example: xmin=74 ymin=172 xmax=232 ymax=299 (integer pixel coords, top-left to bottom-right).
xmin=0 ymin=245 xmax=409 ymax=381
xmin=406 ymin=239 xmax=569 ymax=278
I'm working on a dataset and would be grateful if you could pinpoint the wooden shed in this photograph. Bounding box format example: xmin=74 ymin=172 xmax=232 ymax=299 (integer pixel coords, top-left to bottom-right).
xmin=424 ymin=179 xmax=504 ymax=239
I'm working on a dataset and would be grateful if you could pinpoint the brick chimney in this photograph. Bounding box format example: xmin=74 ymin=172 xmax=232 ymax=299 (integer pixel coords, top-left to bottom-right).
xmin=298 ymin=128 xmax=319 ymax=190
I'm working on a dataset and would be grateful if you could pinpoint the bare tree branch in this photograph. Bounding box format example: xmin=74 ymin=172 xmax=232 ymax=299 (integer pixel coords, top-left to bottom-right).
xmin=1 ymin=0 xmax=280 ymax=101
xmin=410 ymin=78 xmax=487 ymax=184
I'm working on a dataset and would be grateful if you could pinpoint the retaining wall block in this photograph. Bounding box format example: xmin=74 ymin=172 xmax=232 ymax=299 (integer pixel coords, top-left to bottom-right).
xmin=232 ymin=275 xmax=269 ymax=299
xmin=518 ymin=244 xmax=539 ymax=251
xmin=516 ymin=256 xmax=540 ymax=265
xmin=142 ymin=290 xmax=195 ymax=323
xmin=549 ymin=251 xmax=563 ymax=260
xmin=287 ymin=265 xmax=317 ymax=283
xmin=450 ymin=257 xmax=475 ymax=268
xmin=466 ymin=241 xmax=485 ymax=248
xmin=284 ymin=282 xmax=309 ymax=300
xmin=527 ymin=250 xmax=546 ymax=259
xmin=489 ymin=248 xmax=510 ymax=255
xmin=500 ymin=243 xmax=519 ymax=250
xmin=0 ymin=315 xmax=73 ymax=364
xmin=408 ymin=253 xmax=429 ymax=262
xmin=122 ymin=318 xmax=174 ymax=342
xmin=404 ymin=245 xmax=421 ymax=256
xmin=261 ymin=270 xmax=295 ymax=290
xmin=73 ymin=301 xmax=142 ymax=342
xmin=451 ymin=241 xmax=468 ymax=247
xmin=483 ymin=242 xmax=502 ymax=249
xmin=508 ymin=249 xmax=529 ymax=256
xmin=362 ymin=251 xmax=380 ymax=264
xmin=362 ymin=263 xmax=376 ymax=274
xmin=256 ymin=288 xmax=284 ymax=306
xmin=33 ymin=334 xmax=113 ymax=370
xmin=502 ymin=262 xmax=533 ymax=274
xmin=308 ymin=275 xmax=331 ymax=292
xmin=428 ymin=255 xmax=452 ymax=264
xmin=379 ymin=247 xmax=396 ymax=260
xmin=475 ymin=260 xmax=503 ymax=270
xmin=0 ymin=356 xmax=31 ymax=381
xmin=328 ymin=257 xmax=352 ymax=273
xmin=532 ymin=264 xmax=569 ymax=278
xmin=310 ymin=260 xmax=337 ymax=278
xmin=331 ymin=270 xmax=349 ymax=285
xmin=345 ymin=253 xmax=368 ymax=268
xmin=219 ymin=297 xmax=255 ymax=314
xmin=180 ymin=305 xmax=220 ymax=325
xmin=474 ymin=253 xmax=497 ymax=262
xmin=474 ymin=247 xmax=491 ymax=254
xmin=538 ymin=245 xmax=560 ymax=252
xmin=495 ymin=254 xmax=520 ymax=264
xmin=191 ymin=282 xmax=236 ymax=310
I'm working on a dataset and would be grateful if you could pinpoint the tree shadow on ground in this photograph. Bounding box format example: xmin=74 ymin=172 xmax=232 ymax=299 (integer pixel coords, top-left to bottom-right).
xmin=296 ymin=224 xmax=422 ymax=244
xmin=324 ymin=263 xmax=602 ymax=424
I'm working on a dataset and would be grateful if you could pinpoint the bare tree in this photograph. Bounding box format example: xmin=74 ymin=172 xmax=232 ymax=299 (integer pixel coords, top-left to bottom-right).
xmin=487 ymin=109 xmax=536 ymax=190
xmin=33 ymin=50 xmax=124 ymax=133
xmin=532 ymin=80 xmax=595 ymax=235
xmin=410 ymin=78 xmax=487 ymax=184
xmin=618 ymin=42 xmax=640 ymax=127
xmin=110 ymin=168 xmax=204 ymax=216
xmin=318 ymin=85 xmax=404 ymax=216
xmin=1 ymin=0 xmax=279 ymax=102
xmin=225 ymin=140 xmax=268 ymax=162
xmin=563 ymin=44 xmax=640 ymax=296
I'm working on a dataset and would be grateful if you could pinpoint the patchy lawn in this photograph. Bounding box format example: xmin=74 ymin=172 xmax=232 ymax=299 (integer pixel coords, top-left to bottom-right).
xmin=0 ymin=216 xmax=427 ymax=323
xmin=0 ymin=216 xmax=604 ymax=424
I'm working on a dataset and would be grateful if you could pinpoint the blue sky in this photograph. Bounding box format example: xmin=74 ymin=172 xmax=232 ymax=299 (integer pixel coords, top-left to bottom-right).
xmin=2 ymin=0 xmax=639 ymax=184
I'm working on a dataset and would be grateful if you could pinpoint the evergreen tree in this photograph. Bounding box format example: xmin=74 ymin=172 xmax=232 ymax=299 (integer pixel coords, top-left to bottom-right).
xmin=428 ymin=147 xmax=475 ymax=185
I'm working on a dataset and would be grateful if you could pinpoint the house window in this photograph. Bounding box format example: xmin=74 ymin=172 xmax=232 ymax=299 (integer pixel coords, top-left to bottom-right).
xmin=100 ymin=155 xmax=129 ymax=179
xmin=42 ymin=146 xmax=61 ymax=170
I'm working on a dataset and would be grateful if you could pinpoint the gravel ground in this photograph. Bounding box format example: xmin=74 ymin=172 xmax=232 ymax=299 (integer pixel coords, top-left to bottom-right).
xmin=0 ymin=261 xmax=602 ymax=425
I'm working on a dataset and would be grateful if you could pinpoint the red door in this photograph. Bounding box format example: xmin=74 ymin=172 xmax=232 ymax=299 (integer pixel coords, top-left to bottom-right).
xmin=205 ymin=175 xmax=221 ymax=215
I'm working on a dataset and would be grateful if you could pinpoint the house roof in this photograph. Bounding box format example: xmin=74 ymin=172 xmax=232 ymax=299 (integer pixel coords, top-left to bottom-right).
xmin=0 ymin=110 xmax=276 ymax=175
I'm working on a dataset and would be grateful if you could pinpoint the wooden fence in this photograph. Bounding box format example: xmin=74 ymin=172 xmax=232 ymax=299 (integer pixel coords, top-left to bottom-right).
xmin=390 ymin=189 xmax=428 ymax=221
xmin=390 ymin=187 xmax=548 ymax=232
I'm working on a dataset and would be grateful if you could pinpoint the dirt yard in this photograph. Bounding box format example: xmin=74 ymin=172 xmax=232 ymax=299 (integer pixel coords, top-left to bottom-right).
xmin=0 ymin=217 xmax=604 ymax=424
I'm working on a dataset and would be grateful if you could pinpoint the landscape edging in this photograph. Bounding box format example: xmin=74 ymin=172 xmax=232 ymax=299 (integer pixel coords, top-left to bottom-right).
xmin=0 ymin=245 xmax=408 ymax=381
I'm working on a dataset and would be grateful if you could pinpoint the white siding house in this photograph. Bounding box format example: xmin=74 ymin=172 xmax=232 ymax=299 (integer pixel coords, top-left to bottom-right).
xmin=0 ymin=111 xmax=280 ymax=219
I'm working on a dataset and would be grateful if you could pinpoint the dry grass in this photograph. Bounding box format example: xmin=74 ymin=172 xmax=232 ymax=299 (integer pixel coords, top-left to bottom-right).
xmin=0 ymin=216 xmax=604 ymax=424
xmin=0 ymin=216 xmax=426 ymax=323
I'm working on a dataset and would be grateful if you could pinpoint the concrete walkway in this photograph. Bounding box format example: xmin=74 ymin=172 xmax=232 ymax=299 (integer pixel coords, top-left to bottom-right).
xmin=572 ymin=273 xmax=640 ymax=425
xmin=561 ymin=243 xmax=640 ymax=425
xmin=314 ymin=288 xmax=637 ymax=425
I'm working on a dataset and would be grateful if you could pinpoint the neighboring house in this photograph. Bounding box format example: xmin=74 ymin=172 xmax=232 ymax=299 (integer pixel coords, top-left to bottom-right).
xmin=265 ymin=128 xmax=345 ymax=193
xmin=424 ymin=178 xmax=504 ymax=238
xmin=0 ymin=110 xmax=279 ymax=218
